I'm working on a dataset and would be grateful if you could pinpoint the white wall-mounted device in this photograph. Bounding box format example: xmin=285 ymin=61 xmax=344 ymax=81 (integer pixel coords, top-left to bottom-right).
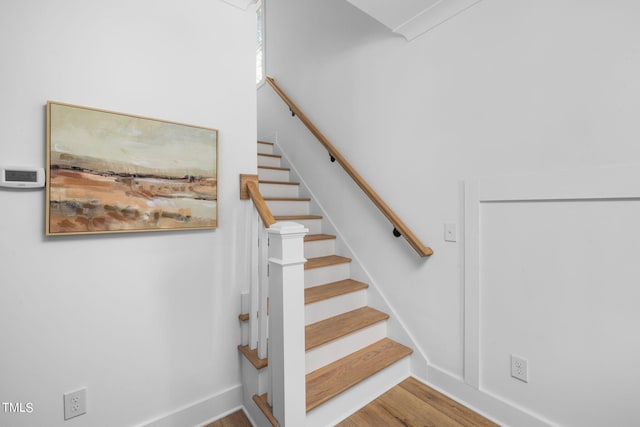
xmin=0 ymin=166 xmax=45 ymax=188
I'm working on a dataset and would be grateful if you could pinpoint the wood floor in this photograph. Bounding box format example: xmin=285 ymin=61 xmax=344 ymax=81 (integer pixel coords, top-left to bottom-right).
xmin=204 ymin=409 xmax=252 ymax=427
xmin=337 ymin=377 xmax=499 ymax=427
xmin=206 ymin=377 xmax=498 ymax=426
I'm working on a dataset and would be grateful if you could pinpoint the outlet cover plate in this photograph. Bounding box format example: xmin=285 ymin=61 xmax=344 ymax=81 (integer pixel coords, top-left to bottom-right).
xmin=64 ymin=388 xmax=87 ymax=420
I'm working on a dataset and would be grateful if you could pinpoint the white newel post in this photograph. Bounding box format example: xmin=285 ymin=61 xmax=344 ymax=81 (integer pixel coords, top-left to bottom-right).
xmin=267 ymin=221 xmax=308 ymax=426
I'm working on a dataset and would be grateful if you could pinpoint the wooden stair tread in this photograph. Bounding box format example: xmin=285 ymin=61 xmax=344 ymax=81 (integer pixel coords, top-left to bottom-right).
xmin=306 ymin=338 xmax=413 ymax=412
xmin=264 ymin=197 xmax=310 ymax=202
xmin=274 ymin=215 xmax=322 ymax=221
xmin=257 ymin=141 xmax=274 ymax=145
xmin=259 ymin=180 xmax=300 ymax=186
xmin=304 ymin=255 xmax=351 ymax=270
xmin=304 ymin=233 xmax=336 ymax=242
xmin=305 ymin=307 xmax=389 ymax=351
xmin=305 ymin=279 xmax=369 ymax=305
xmin=258 ymin=165 xmax=290 ymax=171
xmin=238 ymin=345 xmax=268 ymax=370
xmin=252 ymin=394 xmax=278 ymax=427
xmin=258 ymin=153 xmax=282 ymax=158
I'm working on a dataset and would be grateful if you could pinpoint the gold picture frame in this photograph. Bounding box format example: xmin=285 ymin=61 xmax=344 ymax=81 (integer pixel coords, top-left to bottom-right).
xmin=46 ymin=102 xmax=218 ymax=235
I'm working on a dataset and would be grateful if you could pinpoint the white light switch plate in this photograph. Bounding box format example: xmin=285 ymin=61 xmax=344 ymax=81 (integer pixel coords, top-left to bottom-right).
xmin=444 ymin=223 xmax=457 ymax=242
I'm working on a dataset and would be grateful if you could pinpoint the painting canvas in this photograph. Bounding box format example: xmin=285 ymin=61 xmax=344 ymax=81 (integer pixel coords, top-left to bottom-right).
xmin=46 ymin=102 xmax=218 ymax=235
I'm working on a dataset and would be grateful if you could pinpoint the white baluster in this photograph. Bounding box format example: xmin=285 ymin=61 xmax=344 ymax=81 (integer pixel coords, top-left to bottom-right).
xmin=257 ymin=222 xmax=270 ymax=360
xmin=240 ymin=291 xmax=249 ymax=346
xmin=249 ymin=209 xmax=260 ymax=350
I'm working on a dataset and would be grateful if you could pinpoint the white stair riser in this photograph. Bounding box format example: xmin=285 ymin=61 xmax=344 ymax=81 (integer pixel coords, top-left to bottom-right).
xmin=240 ymin=356 xmax=271 ymax=397
xmin=240 ymin=321 xmax=249 ymax=347
xmin=258 ymin=167 xmax=290 ymax=181
xmin=257 ymin=143 xmax=273 ymax=155
xmin=305 ymin=357 xmax=411 ymax=427
xmin=305 ymin=290 xmax=367 ymax=325
xmin=259 ymin=183 xmax=299 ymax=198
xmin=305 ymin=263 xmax=350 ymax=288
xmin=266 ymin=200 xmax=310 ymax=216
xmin=240 ymin=357 xmax=274 ymax=427
xmin=257 ymin=155 xmax=281 ymax=168
xmin=304 ymin=238 xmax=336 ymax=259
xmin=305 ymin=322 xmax=387 ymax=374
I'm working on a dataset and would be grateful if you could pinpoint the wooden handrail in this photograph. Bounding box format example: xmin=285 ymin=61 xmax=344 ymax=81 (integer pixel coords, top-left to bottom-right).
xmin=266 ymin=76 xmax=433 ymax=257
xmin=248 ymin=180 xmax=276 ymax=227
xmin=240 ymin=174 xmax=276 ymax=227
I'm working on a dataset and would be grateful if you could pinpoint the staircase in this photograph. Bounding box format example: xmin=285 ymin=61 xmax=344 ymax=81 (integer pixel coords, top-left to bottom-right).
xmin=243 ymin=140 xmax=414 ymax=426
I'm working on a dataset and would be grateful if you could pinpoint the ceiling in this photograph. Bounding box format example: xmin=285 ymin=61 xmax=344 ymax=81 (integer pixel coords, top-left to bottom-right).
xmin=218 ymin=0 xmax=482 ymax=41
xmin=345 ymin=0 xmax=483 ymax=40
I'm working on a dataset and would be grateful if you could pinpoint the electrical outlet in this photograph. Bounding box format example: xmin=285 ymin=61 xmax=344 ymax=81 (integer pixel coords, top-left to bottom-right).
xmin=511 ymin=355 xmax=528 ymax=383
xmin=63 ymin=388 xmax=87 ymax=420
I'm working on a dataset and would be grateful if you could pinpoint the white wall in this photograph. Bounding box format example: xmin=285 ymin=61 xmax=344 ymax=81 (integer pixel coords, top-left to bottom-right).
xmin=258 ymin=0 xmax=640 ymax=425
xmin=463 ymin=169 xmax=640 ymax=426
xmin=0 ymin=1 xmax=256 ymax=426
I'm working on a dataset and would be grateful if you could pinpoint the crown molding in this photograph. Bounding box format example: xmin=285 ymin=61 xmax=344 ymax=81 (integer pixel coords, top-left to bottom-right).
xmin=220 ymin=0 xmax=257 ymax=11
xmin=346 ymin=0 xmax=484 ymax=41
xmin=394 ymin=0 xmax=483 ymax=40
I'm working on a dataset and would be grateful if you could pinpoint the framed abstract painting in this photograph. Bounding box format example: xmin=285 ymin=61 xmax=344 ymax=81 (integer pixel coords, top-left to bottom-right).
xmin=46 ymin=102 xmax=218 ymax=235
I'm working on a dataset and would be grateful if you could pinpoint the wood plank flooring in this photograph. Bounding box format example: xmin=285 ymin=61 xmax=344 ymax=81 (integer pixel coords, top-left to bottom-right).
xmin=204 ymin=409 xmax=252 ymax=427
xmin=337 ymin=377 xmax=500 ymax=427
xmin=204 ymin=377 xmax=499 ymax=426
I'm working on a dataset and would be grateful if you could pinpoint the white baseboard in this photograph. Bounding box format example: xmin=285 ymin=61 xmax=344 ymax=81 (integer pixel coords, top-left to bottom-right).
xmin=140 ymin=384 xmax=244 ymax=427
xmin=421 ymin=365 xmax=556 ymax=427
